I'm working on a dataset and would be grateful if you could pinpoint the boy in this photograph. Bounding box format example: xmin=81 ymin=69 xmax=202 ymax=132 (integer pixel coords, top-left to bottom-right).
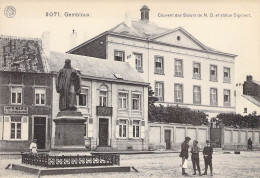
xmin=180 ymin=136 xmax=191 ymax=175
xmin=191 ymin=140 xmax=201 ymax=176
xmin=203 ymin=140 xmax=213 ymax=176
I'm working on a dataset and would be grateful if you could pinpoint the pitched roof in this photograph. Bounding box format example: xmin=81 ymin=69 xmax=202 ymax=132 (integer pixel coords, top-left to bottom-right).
xmin=68 ymin=19 xmax=236 ymax=57
xmin=109 ymin=20 xmax=170 ymax=39
xmin=48 ymin=51 xmax=147 ymax=85
xmin=253 ymin=80 xmax=260 ymax=86
xmin=242 ymin=95 xmax=260 ymax=107
xmin=0 ymin=35 xmax=48 ymax=73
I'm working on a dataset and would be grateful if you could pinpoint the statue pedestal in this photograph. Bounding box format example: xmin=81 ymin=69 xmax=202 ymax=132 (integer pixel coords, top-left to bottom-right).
xmin=51 ymin=111 xmax=87 ymax=153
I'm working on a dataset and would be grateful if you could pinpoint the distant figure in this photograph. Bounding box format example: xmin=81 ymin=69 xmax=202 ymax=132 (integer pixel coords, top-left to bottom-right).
xmin=179 ymin=136 xmax=191 ymax=175
xmin=56 ymin=59 xmax=81 ymax=111
xmin=191 ymin=140 xmax=201 ymax=176
xmin=202 ymin=140 xmax=213 ymax=176
xmin=29 ymin=139 xmax=37 ymax=154
xmin=247 ymin=138 xmax=253 ymax=151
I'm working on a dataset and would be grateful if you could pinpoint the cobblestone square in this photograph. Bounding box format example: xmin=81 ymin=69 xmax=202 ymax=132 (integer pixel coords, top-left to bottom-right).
xmin=0 ymin=151 xmax=260 ymax=178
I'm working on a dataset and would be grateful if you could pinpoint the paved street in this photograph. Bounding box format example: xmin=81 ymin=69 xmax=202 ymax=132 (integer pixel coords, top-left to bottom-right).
xmin=0 ymin=151 xmax=260 ymax=178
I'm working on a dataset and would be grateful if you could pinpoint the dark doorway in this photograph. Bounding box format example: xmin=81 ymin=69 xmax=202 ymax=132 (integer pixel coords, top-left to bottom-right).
xmin=165 ymin=130 xmax=171 ymax=150
xmin=34 ymin=117 xmax=46 ymax=149
xmin=99 ymin=118 xmax=108 ymax=146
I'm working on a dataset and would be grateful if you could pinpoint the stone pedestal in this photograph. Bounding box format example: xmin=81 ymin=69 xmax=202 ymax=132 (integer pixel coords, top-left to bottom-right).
xmin=52 ymin=111 xmax=86 ymax=151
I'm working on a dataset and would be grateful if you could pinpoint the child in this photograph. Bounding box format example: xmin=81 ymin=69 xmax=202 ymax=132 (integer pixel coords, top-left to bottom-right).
xmin=180 ymin=136 xmax=191 ymax=175
xmin=29 ymin=139 xmax=37 ymax=154
xmin=203 ymin=140 xmax=213 ymax=176
xmin=191 ymin=140 xmax=201 ymax=176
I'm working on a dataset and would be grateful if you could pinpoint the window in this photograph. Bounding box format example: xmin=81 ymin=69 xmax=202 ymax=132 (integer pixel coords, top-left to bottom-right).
xmin=155 ymin=82 xmax=164 ymax=102
xmin=193 ymin=62 xmax=201 ymax=79
xmin=119 ymin=120 xmax=127 ymax=138
xmin=135 ymin=53 xmax=143 ymax=72
xmin=10 ymin=116 xmax=21 ymax=139
xmin=11 ymin=87 xmax=22 ymax=104
xmin=154 ymin=56 xmax=164 ymax=74
xmin=244 ymin=108 xmax=247 ymax=113
xmin=224 ymin=67 xmax=231 ymax=83
xmin=35 ymin=88 xmax=46 ymax=105
xmin=174 ymin=84 xmax=183 ymax=103
xmin=99 ymin=85 xmax=108 ymax=107
xmin=210 ymin=88 xmax=218 ymax=106
xmin=78 ymin=88 xmax=88 ymax=107
xmin=224 ymin=89 xmax=231 ymax=106
xmin=114 ymin=50 xmax=125 ymax=62
xmin=175 ymin=59 xmax=183 ymax=77
xmin=193 ymin=86 xmax=201 ymax=104
xmin=133 ymin=120 xmax=140 ymax=138
xmin=210 ymin=65 xmax=217 ymax=81
xmin=132 ymin=94 xmax=141 ymax=110
xmin=118 ymin=92 xmax=128 ymax=109
xmin=99 ymin=90 xmax=107 ymax=107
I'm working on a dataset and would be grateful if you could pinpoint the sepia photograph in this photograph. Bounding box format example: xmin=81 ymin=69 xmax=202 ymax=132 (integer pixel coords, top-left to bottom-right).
xmin=0 ymin=0 xmax=259 ymax=177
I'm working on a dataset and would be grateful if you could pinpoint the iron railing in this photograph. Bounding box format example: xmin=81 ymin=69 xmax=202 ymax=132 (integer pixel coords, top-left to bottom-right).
xmin=21 ymin=153 xmax=120 ymax=168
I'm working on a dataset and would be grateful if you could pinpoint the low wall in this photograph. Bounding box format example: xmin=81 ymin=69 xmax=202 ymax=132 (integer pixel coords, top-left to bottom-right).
xmin=222 ymin=127 xmax=260 ymax=150
xmin=0 ymin=140 xmax=30 ymax=152
xmin=111 ymin=138 xmax=148 ymax=151
xmin=148 ymin=122 xmax=209 ymax=151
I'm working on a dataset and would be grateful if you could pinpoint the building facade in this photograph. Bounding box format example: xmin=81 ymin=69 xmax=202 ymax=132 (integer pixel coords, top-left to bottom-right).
xmin=0 ymin=36 xmax=52 ymax=152
xmin=236 ymin=75 xmax=260 ymax=116
xmin=48 ymin=52 xmax=149 ymax=151
xmin=68 ymin=5 xmax=237 ymax=120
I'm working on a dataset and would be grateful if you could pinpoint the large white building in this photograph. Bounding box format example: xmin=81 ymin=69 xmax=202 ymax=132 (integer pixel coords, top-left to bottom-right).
xmin=68 ymin=5 xmax=237 ymax=120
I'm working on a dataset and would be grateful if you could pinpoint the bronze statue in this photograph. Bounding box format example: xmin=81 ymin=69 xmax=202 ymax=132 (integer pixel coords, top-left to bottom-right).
xmin=56 ymin=59 xmax=81 ymax=111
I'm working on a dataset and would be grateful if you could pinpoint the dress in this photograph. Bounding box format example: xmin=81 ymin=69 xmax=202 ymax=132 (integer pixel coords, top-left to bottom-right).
xmin=29 ymin=142 xmax=37 ymax=154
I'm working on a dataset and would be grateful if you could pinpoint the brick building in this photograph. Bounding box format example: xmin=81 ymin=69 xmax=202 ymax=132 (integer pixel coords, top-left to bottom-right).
xmin=0 ymin=35 xmax=52 ymax=151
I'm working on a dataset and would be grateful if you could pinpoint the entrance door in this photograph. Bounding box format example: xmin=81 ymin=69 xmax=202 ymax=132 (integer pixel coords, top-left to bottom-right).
xmin=34 ymin=117 xmax=46 ymax=149
xmin=99 ymin=118 xmax=108 ymax=146
xmin=165 ymin=130 xmax=171 ymax=150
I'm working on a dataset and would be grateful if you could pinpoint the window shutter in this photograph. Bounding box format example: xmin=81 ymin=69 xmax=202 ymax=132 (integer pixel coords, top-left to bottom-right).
xmin=115 ymin=120 xmax=119 ymax=138
xmin=88 ymin=118 xmax=93 ymax=137
xmin=129 ymin=120 xmax=133 ymax=139
xmin=21 ymin=116 xmax=29 ymax=140
xmin=3 ymin=116 xmax=11 ymax=140
xmin=141 ymin=121 xmax=145 ymax=139
xmin=0 ymin=116 xmax=3 ymax=140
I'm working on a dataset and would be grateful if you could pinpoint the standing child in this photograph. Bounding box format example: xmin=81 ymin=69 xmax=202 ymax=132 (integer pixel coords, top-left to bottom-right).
xmin=203 ymin=140 xmax=213 ymax=176
xmin=29 ymin=139 xmax=37 ymax=154
xmin=191 ymin=140 xmax=201 ymax=176
xmin=180 ymin=136 xmax=191 ymax=175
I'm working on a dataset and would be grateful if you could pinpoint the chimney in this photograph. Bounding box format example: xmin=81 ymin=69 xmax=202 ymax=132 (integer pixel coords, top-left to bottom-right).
xmin=246 ymin=75 xmax=253 ymax=82
xmin=70 ymin=29 xmax=78 ymax=49
xmin=42 ymin=31 xmax=50 ymax=58
xmin=140 ymin=5 xmax=150 ymax=21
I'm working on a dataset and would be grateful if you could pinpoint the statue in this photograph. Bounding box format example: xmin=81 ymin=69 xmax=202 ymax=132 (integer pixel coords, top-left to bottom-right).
xmin=56 ymin=59 xmax=81 ymax=111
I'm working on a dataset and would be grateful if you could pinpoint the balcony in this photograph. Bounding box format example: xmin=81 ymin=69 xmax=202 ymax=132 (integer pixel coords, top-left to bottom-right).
xmin=210 ymin=75 xmax=217 ymax=82
xmin=96 ymin=106 xmax=113 ymax=116
xmin=193 ymin=73 xmax=201 ymax=80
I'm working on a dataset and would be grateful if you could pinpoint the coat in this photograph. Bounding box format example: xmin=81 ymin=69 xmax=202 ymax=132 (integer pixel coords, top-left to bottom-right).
xmin=56 ymin=65 xmax=81 ymax=111
xmin=203 ymin=146 xmax=213 ymax=159
xmin=180 ymin=141 xmax=189 ymax=159
xmin=191 ymin=145 xmax=200 ymax=159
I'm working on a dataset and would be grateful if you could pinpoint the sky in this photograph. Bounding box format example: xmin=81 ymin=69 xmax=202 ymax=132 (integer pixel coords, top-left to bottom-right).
xmin=0 ymin=0 xmax=259 ymax=83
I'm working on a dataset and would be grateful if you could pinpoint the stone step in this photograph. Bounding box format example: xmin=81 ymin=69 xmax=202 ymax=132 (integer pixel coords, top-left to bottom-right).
xmin=95 ymin=147 xmax=114 ymax=152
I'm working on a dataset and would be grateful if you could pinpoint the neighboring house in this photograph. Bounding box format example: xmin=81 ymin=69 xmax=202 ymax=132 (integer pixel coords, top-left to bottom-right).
xmin=0 ymin=35 xmax=52 ymax=152
xmin=236 ymin=75 xmax=260 ymax=116
xmin=67 ymin=5 xmax=237 ymax=120
xmin=48 ymin=52 xmax=149 ymax=151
